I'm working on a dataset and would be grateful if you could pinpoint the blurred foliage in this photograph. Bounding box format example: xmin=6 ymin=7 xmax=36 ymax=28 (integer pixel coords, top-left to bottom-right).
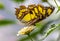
xmin=18 ymin=21 xmax=53 ymax=41
xmin=42 ymin=0 xmax=52 ymax=6
xmin=53 ymin=0 xmax=60 ymax=14
xmin=42 ymin=0 xmax=47 ymax=2
xmin=0 ymin=3 xmax=4 ymax=9
xmin=0 ymin=19 xmax=16 ymax=26
xmin=19 ymin=23 xmax=60 ymax=41
xmin=56 ymin=6 xmax=60 ymax=13
xmin=50 ymin=24 xmax=55 ymax=28
xmin=57 ymin=24 xmax=60 ymax=30
xmin=35 ymin=23 xmax=43 ymax=28
xmin=12 ymin=0 xmax=25 ymax=3
xmin=44 ymin=24 xmax=56 ymax=37
xmin=40 ymin=24 xmax=60 ymax=41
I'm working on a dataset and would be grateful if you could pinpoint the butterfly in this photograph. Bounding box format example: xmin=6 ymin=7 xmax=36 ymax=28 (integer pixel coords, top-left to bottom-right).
xmin=15 ymin=4 xmax=55 ymax=26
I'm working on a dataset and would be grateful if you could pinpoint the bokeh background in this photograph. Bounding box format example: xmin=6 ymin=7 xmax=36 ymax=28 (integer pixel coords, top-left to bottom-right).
xmin=0 ymin=0 xmax=60 ymax=41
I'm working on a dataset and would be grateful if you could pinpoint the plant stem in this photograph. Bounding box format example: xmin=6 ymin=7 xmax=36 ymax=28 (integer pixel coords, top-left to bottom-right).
xmin=54 ymin=0 xmax=59 ymax=14
xmin=28 ymin=34 xmax=34 ymax=41
xmin=54 ymin=0 xmax=58 ymax=7
xmin=40 ymin=24 xmax=57 ymax=41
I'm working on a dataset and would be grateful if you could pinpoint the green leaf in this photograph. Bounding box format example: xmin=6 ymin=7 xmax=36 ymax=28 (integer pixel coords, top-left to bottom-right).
xmin=51 ymin=24 xmax=55 ymax=28
xmin=18 ymin=21 xmax=54 ymax=41
xmin=42 ymin=0 xmax=48 ymax=2
xmin=58 ymin=6 xmax=60 ymax=10
xmin=41 ymin=24 xmax=59 ymax=40
xmin=12 ymin=0 xmax=25 ymax=3
xmin=54 ymin=0 xmax=60 ymax=14
xmin=44 ymin=25 xmax=56 ymax=37
xmin=0 ymin=19 xmax=16 ymax=26
xmin=57 ymin=24 xmax=60 ymax=30
xmin=0 ymin=3 xmax=4 ymax=9
xmin=56 ymin=6 xmax=60 ymax=14
xmin=35 ymin=23 xmax=43 ymax=28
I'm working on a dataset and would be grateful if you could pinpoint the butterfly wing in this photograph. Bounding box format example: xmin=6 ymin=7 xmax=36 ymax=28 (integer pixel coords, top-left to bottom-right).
xmin=15 ymin=5 xmax=54 ymax=26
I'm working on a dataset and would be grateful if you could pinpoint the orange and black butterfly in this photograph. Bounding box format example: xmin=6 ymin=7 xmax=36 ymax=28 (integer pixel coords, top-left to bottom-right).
xmin=15 ymin=4 xmax=54 ymax=26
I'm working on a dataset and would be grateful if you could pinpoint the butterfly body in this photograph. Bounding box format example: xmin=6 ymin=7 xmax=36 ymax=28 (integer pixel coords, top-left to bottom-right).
xmin=15 ymin=4 xmax=54 ymax=26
